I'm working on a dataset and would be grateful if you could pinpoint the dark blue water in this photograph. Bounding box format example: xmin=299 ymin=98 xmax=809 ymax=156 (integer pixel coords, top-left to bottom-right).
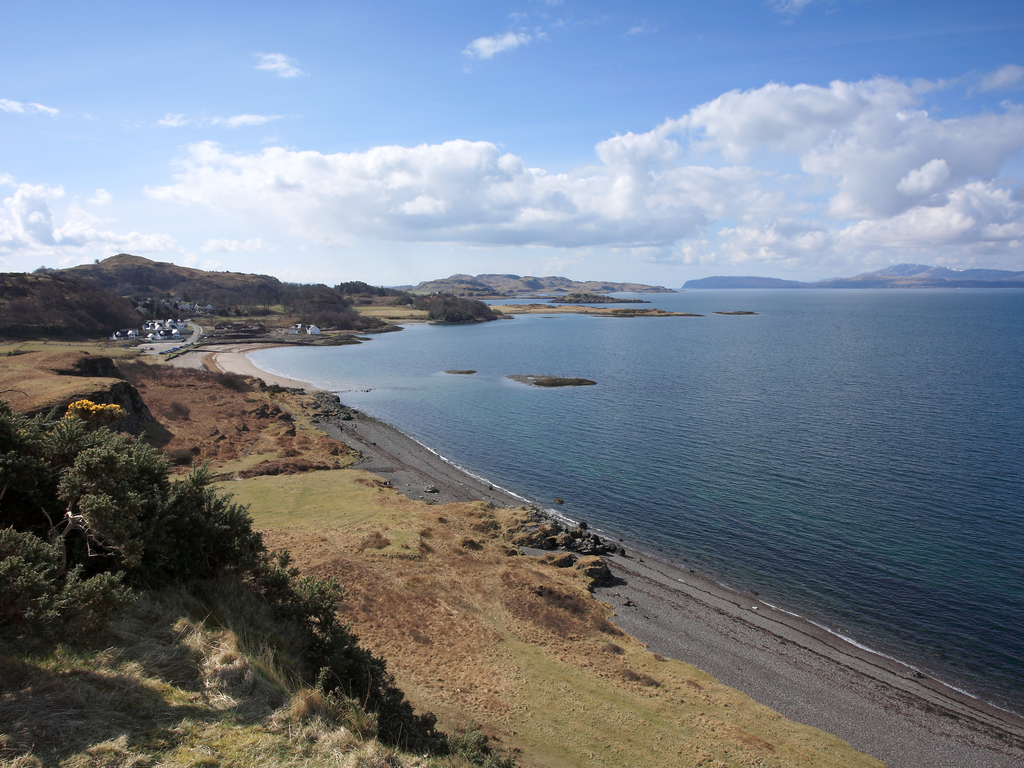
xmin=250 ymin=290 xmax=1024 ymax=713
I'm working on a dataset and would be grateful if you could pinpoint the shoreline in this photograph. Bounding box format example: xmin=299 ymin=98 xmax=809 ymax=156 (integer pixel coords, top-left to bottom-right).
xmin=214 ymin=344 xmax=1024 ymax=768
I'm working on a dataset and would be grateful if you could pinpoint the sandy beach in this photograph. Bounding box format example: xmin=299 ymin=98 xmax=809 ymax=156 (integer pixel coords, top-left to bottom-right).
xmin=209 ymin=343 xmax=1024 ymax=768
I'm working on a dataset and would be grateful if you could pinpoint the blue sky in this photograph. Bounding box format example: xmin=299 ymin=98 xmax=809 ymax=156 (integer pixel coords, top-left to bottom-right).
xmin=2 ymin=1 xmax=1023 ymax=287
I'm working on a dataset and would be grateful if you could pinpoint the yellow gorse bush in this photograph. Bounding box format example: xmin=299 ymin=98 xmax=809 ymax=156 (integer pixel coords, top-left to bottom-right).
xmin=64 ymin=399 xmax=126 ymax=427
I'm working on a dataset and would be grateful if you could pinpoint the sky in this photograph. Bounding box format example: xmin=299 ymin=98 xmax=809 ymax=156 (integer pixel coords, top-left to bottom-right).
xmin=2 ymin=1 xmax=1024 ymax=288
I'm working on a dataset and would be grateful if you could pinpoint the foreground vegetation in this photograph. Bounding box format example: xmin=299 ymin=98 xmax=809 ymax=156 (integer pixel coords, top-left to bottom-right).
xmin=0 ymin=400 xmax=515 ymax=767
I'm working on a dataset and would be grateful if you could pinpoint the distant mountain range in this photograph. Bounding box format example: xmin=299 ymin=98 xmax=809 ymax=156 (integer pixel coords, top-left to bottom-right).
xmin=683 ymin=264 xmax=1024 ymax=289
xmin=401 ymin=273 xmax=675 ymax=296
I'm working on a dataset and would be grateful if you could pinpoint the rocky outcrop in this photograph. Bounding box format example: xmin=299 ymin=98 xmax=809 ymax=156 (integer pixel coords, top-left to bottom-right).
xmin=507 ymin=508 xmax=622 ymax=557
xmin=5 ymin=352 xmax=154 ymax=435
xmin=506 ymin=375 xmax=597 ymax=387
xmin=310 ymin=391 xmax=358 ymax=422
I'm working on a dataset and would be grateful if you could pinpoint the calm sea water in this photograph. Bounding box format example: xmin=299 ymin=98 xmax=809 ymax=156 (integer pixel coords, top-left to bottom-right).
xmin=250 ymin=289 xmax=1024 ymax=713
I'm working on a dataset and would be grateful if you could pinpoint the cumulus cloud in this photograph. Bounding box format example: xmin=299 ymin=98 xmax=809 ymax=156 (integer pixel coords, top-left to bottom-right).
xmin=147 ymin=138 xmax=723 ymax=248
xmin=87 ymin=189 xmax=113 ymax=206
xmin=145 ymin=74 xmax=1024 ymax=273
xmin=1 ymin=178 xmax=175 ymax=260
xmin=463 ymin=32 xmax=532 ymax=60
xmin=0 ymin=99 xmax=59 ymax=116
xmin=255 ymin=53 xmax=304 ymax=78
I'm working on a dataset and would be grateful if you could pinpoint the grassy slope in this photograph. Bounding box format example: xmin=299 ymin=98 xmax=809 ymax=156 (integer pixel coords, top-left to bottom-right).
xmin=222 ymin=467 xmax=882 ymax=768
xmin=0 ymin=584 xmax=460 ymax=768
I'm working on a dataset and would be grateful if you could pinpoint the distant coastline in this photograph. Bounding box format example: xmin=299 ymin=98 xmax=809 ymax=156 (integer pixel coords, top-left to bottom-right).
xmin=684 ymin=262 xmax=1024 ymax=289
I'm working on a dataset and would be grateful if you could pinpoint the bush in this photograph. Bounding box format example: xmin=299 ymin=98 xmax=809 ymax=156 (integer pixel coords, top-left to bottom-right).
xmin=0 ymin=527 xmax=132 ymax=637
xmin=449 ymin=723 xmax=519 ymax=768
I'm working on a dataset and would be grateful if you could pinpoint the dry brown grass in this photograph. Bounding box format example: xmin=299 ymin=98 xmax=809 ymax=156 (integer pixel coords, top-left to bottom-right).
xmin=0 ymin=588 xmax=470 ymax=768
xmin=223 ymin=464 xmax=882 ymax=768
xmin=113 ymin=360 xmax=358 ymax=475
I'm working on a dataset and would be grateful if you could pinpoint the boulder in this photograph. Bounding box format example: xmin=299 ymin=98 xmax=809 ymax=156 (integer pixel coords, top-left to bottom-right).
xmin=575 ymin=556 xmax=612 ymax=589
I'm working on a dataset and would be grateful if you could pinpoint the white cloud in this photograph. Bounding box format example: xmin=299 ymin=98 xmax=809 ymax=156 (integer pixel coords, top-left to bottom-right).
xmin=145 ymin=74 xmax=1024 ymax=274
xmin=977 ymin=64 xmax=1024 ymax=93
xmin=87 ymin=189 xmax=114 ymax=206
xmin=200 ymin=237 xmax=271 ymax=253
xmin=28 ymin=103 xmax=59 ymax=117
xmin=896 ymin=159 xmax=950 ymax=196
xmin=159 ymin=113 xmax=281 ymax=128
xmin=255 ymin=53 xmax=304 ymax=78
xmin=0 ymin=99 xmax=59 ymax=116
xmin=768 ymin=0 xmax=816 ymax=14
xmin=1 ymin=178 xmax=175 ymax=260
xmin=158 ymin=113 xmax=190 ymax=127
xmin=463 ymin=32 xmax=532 ymax=60
xmin=211 ymin=114 xmax=281 ymax=128
xmin=147 ymin=138 xmax=725 ymax=249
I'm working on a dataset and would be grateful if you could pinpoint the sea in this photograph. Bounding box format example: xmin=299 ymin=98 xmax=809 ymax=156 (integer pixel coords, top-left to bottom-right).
xmin=248 ymin=289 xmax=1024 ymax=715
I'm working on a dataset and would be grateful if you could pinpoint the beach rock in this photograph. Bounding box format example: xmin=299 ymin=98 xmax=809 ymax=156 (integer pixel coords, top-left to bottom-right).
xmin=569 ymin=533 xmax=612 ymax=556
xmin=424 ymin=485 xmax=439 ymax=494
xmin=555 ymin=532 xmax=575 ymax=549
xmin=575 ymin=556 xmax=612 ymax=589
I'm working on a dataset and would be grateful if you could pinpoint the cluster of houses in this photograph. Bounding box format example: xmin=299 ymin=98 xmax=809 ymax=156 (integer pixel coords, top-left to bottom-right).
xmin=110 ymin=319 xmax=187 ymax=342
xmin=289 ymin=323 xmax=321 ymax=335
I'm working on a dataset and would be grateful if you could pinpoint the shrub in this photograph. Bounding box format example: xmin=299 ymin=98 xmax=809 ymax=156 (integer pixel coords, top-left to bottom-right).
xmin=0 ymin=527 xmax=132 ymax=637
xmin=213 ymin=372 xmax=252 ymax=392
xmin=449 ymin=723 xmax=519 ymax=768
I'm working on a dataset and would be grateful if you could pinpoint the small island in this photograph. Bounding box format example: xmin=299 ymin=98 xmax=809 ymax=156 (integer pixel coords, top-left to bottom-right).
xmin=507 ymin=374 xmax=597 ymax=387
xmin=548 ymin=293 xmax=650 ymax=304
xmin=444 ymin=369 xmax=476 ymax=375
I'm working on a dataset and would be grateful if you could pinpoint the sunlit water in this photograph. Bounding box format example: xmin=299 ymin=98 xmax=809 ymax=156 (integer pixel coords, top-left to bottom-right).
xmin=250 ymin=289 xmax=1024 ymax=713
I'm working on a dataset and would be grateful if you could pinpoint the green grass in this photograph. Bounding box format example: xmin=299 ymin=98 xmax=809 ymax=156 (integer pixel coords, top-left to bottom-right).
xmin=214 ymin=469 xmax=411 ymax=530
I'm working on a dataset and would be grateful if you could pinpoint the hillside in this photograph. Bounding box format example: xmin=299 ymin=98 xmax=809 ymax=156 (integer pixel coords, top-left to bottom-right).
xmin=59 ymin=255 xmax=499 ymax=329
xmin=406 ymin=274 xmax=675 ymax=296
xmin=683 ymin=263 xmax=1024 ymax=289
xmin=0 ymin=272 xmax=140 ymax=338
xmin=63 ymin=253 xmax=288 ymax=307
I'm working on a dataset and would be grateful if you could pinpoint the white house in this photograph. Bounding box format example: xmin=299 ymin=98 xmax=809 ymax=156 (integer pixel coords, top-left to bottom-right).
xmin=306 ymin=325 xmax=321 ymax=335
